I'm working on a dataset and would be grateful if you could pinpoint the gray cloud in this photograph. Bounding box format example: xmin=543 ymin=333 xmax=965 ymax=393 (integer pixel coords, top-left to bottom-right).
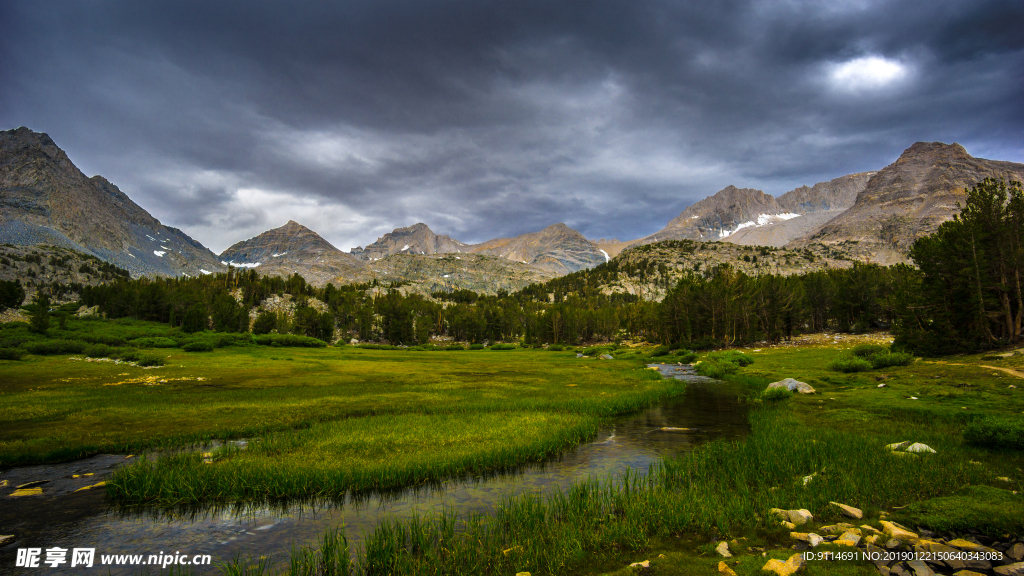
xmin=2 ymin=0 xmax=1022 ymax=253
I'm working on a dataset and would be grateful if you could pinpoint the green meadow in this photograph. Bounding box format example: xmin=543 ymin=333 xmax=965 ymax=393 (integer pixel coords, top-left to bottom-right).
xmin=4 ymin=316 xmax=1024 ymax=575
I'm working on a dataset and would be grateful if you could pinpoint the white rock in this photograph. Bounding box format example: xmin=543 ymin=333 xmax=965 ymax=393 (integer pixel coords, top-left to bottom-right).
xmin=716 ymin=541 xmax=732 ymax=557
xmin=905 ymin=443 xmax=936 ymax=454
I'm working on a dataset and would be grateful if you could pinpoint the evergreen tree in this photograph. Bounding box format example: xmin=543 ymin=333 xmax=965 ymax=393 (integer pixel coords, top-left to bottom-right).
xmin=30 ymin=292 xmax=50 ymax=334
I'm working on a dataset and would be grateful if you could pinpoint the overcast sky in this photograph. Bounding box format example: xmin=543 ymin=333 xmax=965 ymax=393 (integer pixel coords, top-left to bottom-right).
xmin=2 ymin=1 xmax=1022 ymax=253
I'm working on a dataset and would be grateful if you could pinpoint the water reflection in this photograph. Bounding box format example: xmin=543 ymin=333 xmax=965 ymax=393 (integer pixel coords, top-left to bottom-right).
xmin=0 ymin=369 xmax=747 ymax=575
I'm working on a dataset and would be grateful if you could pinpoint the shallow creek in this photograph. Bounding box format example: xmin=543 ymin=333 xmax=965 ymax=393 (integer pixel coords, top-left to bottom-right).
xmin=0 ymin=365 xmax=749 ymax=574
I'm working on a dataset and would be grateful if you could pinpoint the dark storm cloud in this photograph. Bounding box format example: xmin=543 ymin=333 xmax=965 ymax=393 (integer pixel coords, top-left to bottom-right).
xmin=2 ymin=0 xmax=1022 ymax=252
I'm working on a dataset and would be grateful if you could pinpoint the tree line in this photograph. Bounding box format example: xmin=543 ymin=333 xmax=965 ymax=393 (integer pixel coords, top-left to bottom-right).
xmin=31 ymin=178 xmax=1023 ymax=354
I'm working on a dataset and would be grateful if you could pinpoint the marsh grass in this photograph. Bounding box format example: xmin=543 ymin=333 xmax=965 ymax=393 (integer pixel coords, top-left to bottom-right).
xmin=110 ymin=411 xmax=603 ymax=504
xmin=267 ymin=406 xmax=992 ymax=576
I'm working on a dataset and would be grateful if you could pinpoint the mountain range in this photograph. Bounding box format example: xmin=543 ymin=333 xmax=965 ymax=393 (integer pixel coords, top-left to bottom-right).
xmin=3 ymin=126 xmax=1023 ymax=295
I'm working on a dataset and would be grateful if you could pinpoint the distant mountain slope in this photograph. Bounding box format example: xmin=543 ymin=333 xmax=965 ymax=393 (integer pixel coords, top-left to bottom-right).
xmin=545 ymin=239 xmax=856 ymax=302
xmin=726 ymin=172 xmax=874 ymax=247
xmin=630 ymin=186 xmax=784 ymax=246
xmin=219 ymin=220 xmax=365 ymax=285
xmin=626 ymin=173 xmax=876 ymax=252
xmin=469 ymin=223 xmax=606 ymax=274
xmin=350 ymin=221 xmax=606 ymax=275
xmin=0 ymin=127 xmax=224 ymax=277
xmin=350 ymin=222 xmax=470 ymax=260
xmin=789 ymin=142 xmax=1024 ymax=262
xmin=355 ymin=253 xmax=558 ymax=295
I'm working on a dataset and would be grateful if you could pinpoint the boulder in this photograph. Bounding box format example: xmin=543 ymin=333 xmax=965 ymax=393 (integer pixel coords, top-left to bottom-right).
xmin=600 ymin=354 xmax=613 ymax=360
xmin=951 ymin=571 xmax=988 ymax=576
xmin=767 ymin=378 xmax=816 ymax=394
xmin=995 ymin=564 xmax=1024 ymax=576
xmin=1008 ymin=543 xmax=1024 ymax=562
xmin=715 ymin=541 xmax=732 ymax=557
xmin=948 ymin=539 xmax=998 ymax=554
xmin=906 ymin=559 xmax=935 ymax=576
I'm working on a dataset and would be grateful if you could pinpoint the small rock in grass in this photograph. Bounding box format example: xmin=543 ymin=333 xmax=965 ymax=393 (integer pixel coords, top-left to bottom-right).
xmin=887 ymin=441 xmax=912 ymax=451
xmin=628 ymin=559 xmax=649 ymax=569
xmin=715 ymin=541 xmax=732 ymax=557
xmin=599 ymin=354 xmax=613 ymax=360
xmin=820 ymin=524 xmax=854 ymax=535
xmin=836 ymin=531 xmax=862 ymax=546
xmin=830 ymin=501 xmax=863 ymax=519
xmin=767 ymin=378 xmax=816 ymax=394
xmin=717 ymin=561 xmax=738 ymax=576
xmin=788 ymin=509 xmax=813 ymax=526
xmin=881 ymin=521 xmax=919 ymax=543
xmin=861 ymin=525 xmax=883 ymax=536
xmin=905 ymin=443 xmax=936 ymax=454
xmin=781 ymin=521 xmax=797 ymax=530
xmin=790 ymin=532 xmax=824 ymax=547
xmin=762 ymin=553 xmax=806 ymax=576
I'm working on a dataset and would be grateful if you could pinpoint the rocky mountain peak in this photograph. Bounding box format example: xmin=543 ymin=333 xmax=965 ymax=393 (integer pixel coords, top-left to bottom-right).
xmin=789 ymin=142 xmax=1024 ymax=261
xmin=0 ymin=127 xmax=224 ymax=277
xmin=350 ymin=222 xmax=468 ymax=260
xmin=219 ymin=220 xmax=363 ymax=284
